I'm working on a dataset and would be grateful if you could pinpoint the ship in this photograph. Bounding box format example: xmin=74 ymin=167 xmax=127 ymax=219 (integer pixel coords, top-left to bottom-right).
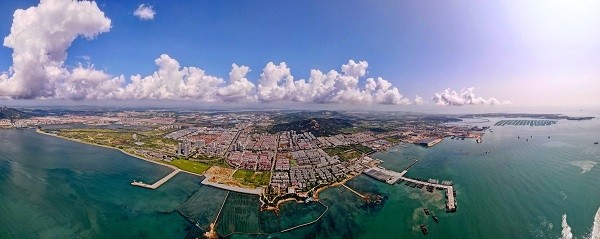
xmin=432 ymin=215 xmax=439 ymax=223
xmin=420 ymin=225 xmax=429 ymax=235
xmin=423 ymin=208 xmax=430 ymax=215
xmin=595 ymin=142 xmax=599 ymax=145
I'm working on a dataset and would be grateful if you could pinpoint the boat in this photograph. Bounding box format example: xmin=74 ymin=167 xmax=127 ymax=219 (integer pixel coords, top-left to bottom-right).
xmin=420 ymin=225 xmax=429 ymax=235
xmin=432 ymin=215 xmax=439 ymax=223
xmin=548 ymin=136 xmax=550 ymax=139
xmin=595 ymin=142 xmax=599 ymax=145
xmin=423 ymin=208 xmax=430 ymax=215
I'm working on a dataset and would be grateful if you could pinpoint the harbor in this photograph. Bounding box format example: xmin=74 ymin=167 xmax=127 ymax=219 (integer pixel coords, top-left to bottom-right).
xmin=400 ymin=177 xmax=456 ymax=212
xmin=362 ymin=167 xmax=406 ymax=184
xmin=362 ymin=164 xmax=457 ymax=212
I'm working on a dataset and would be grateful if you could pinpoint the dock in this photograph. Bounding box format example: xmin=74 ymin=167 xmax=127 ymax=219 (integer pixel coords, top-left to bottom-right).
xmin=401 ymin=176 xmax=456 ymax=212
xmin=131 ymin=169 xmax=181 ymax=189
xmin=363 ymin=167 xmax=406 ymax=184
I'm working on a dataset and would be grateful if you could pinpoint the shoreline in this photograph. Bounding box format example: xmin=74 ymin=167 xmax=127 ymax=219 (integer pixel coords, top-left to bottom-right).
xmin=313 ymin=173 xmax=361 ymax=200
xmin=35 ymin=127 xmax=369 ymax=211
xmin=34 ymin=128 xmax=204 ymax=178
xmin=264 ymin=171 xmax=362 ymax=212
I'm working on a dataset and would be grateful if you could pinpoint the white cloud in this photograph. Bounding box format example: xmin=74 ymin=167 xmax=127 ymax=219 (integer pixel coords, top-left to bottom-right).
xmin=217 ymin=64 xmax=256 ymax=102
xmin=133 ymin=4 xmax=155 ymax=21
xmin=252 ymin=60 xmax=410 ymax=105
xmin=120 ymin=54 xmax=223 ymax=101
xmin=115 ymin=58 xmax=411 ymax=105
xmin=413 ymin=95 xmax=427 ymax=105
xmin=257 ymin=62 xmax=293 ymax=102
xmin=432 ymin=87 xmax=511 ymax=106
xmin=0 ymin=0 xmax=111 ymax=99
xmin=56 ymin=64 xmax=124 ymax=100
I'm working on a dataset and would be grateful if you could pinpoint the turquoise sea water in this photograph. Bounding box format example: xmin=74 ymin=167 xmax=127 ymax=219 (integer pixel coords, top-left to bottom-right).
xmin=0 ymin=129 xmax=201 ymax=238
xmin=1 ymin=115 xmax=599 ymax=238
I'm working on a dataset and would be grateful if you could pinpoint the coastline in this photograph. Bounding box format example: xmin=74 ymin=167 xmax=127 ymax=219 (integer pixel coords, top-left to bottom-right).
xmin=34 ymin=128 xmax=204 ymax=178
xmin=35 ymin=127 xmax=367 ymax=212
xmin=313 ymin=172 xmax=361 ymax=200
xmin=265 ymin=171 xmax=362 ymax=211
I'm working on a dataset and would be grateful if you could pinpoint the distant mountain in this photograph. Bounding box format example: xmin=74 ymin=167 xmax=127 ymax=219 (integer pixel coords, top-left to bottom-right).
xmin=0 ymin=107 xmax=33 ymax=119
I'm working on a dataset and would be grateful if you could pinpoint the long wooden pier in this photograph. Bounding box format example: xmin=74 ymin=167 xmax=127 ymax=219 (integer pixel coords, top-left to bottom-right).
xmin=131 ymin=169 xmax=181 ymax=189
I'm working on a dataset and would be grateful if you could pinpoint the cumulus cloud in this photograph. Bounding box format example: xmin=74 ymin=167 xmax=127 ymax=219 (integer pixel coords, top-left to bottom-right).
xmin=253 ymin=60 xmax=411 ymax=105
xmin=432 ymin=87 xmax=511 ymax=106
xmin=0 ymin=0 xmax=111 ymax=99
xmin=120 ymin=54 xmax=224 ymax=101
xmin=413 ymin=95 xmax=427 ymax=105
xmin=133 ymin=4 xmax=155 ymax=21
xmin=113 ymin=58 xmax=411 ymax=104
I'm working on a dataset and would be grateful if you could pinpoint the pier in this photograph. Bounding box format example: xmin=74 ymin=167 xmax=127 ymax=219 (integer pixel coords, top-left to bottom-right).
xmin=131 ymin=169 xmax=181 ymax=189
xmin=362 ymin=162 xmax=457 ymax=212
xmin=363 ymin=167 xmax=406 ymax=184
xmin=341 ymin=184 xmax=367 ymax=199
xmin=400 ymin=176 xmax=456 ymax=212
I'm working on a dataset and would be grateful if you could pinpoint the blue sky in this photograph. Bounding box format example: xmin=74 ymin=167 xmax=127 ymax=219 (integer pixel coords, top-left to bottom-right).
xmin=0 ymin=0 xmax=599 ymax=107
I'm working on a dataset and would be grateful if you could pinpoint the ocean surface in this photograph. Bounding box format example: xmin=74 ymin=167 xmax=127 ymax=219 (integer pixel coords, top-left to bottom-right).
xmin=1 ymin=115 xmax=599 ymax=238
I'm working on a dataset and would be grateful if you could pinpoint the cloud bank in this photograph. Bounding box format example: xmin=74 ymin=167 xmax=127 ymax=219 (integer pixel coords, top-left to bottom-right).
xmin=432 ymin=87 xmax=511 ymax=106
xmin=0 ymin=0 xmax=510 ymax=107
xmin=0 ymin=0 xmax=412 ymax=105
xmin=133 ymin=4 xmax=155 ymax=21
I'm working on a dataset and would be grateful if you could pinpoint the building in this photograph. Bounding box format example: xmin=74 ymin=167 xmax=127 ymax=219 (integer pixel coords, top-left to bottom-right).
xmin=417 ymin=138 xmax=443 ymax=147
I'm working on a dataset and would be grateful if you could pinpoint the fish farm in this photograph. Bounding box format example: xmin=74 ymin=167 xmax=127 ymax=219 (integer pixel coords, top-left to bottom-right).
xmin=494 ymin=119 xmax=557 ymax=126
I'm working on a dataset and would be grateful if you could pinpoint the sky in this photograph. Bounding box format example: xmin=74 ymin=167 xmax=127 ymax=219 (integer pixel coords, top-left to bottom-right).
xmin=0 ymin=0 xmax=599 ymax=108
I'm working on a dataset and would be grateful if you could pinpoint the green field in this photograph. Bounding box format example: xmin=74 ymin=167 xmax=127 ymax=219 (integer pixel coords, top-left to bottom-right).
xmin=56 ymin=128 xmax=177 ymax=151
xmin=233 ymin=170 xmax=271 ymax=187
xmin=169 ymin=159 xmax=211 ymax=174
xmin=384 ymin=137 xmax=401 ymax=143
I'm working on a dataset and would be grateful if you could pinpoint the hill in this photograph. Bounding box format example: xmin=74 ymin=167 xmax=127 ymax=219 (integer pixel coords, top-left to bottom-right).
xmin=0 ymin=107 xmax=33 ymax=119
xmin=269 ymin=117 xmax=355 ymax=136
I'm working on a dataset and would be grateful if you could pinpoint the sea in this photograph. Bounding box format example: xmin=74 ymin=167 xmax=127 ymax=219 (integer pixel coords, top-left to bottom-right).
xmin=0 ymin=114 xmax=599 ymax=238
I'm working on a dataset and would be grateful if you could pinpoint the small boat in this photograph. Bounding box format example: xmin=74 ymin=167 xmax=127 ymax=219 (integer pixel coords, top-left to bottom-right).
xmin=420 ymin=225 xmax=429 ymax=235
xmin=432 ymin=215 xmax=439 ymax=223
xmin=595 ymin=142 xmax=599 ymax=145
xmin=423 ymin=208 xmax=430 ymax=215
xmin=548 ymin=136 xmax=550 ymax=139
